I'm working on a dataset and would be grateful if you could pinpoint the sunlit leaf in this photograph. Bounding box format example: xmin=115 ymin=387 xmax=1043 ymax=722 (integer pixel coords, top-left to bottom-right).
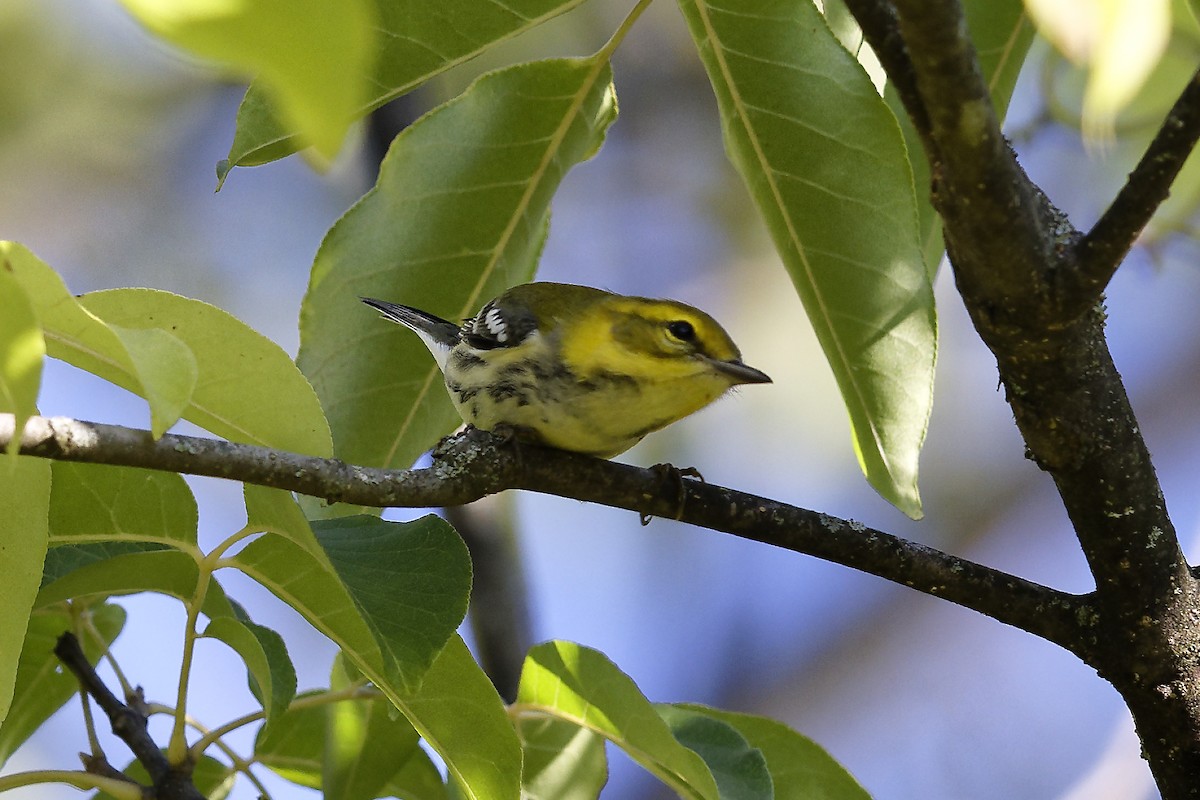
xmin=0 ymin=266 xmax=43 ymax=455
xmin=231 ymin=501 xmax=516 ymax=800
xmin=677 ymin=0 xmax=935 ymax=518
xmin=0 ymin=457 xmax=50 ymax=726
xmin=517 ymin=641 xmax=719 ymax=799
xmin=518 ymin=715 xmax=607 ymax=800
xmin=48 ymin=461 xmax=198 ymax=547
xmin=296 ymin=56 xmax=617 ymax=471
xmin=1 ymin=243 xmax=198 ymax=440
xmin=118 ymin=0 xmax=375 ymax=160
xmin=220 ymin=0 xmax=589 ymax=176
xmin=1023 ymin=0 xmax=1171 ymax=139
xmin=81 ymin=289 xmax=332 ymax=455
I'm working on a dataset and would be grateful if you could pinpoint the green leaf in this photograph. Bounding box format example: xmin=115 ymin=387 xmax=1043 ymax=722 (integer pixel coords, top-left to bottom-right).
xmin=80 ymin=289 xmax=332 ymax=455
xmin=657 ymin=705 xmax=772 ymax=800
xmin=255 ymin=687 xmax=448 ymax=800
xmin=0 ymin=457 xmax=51 ymax=726
xmin=324 ymin=653 xmax=430 ymax=800
xmin=398 ymin=635 xmax=521 ymax=800
xmin=677 ymin=0 xmax=935 ymax=518
xmin=517 ymin=641 xmax=719 ymax=800
xmin=219 ymin=0 xmax=590 ymax=176
xmin=201 ymin=604 xmax=296 ymax=742
xmin=296 ymin=56 xmax=618 ymax=470
xmin=108 ymin=325 xmax=198 ymax=438
xmin=231 ymin=497 xmax=518 ymax=800
xmin=0 ymin=604 xmax=123 ymax=768
xmin=117 ymin=0 xmax=375 ymax=160
xmin=35 ymin=550 xmax=200 ymax=609
xmin=48 ymin=461 xmax=198 ymax=548
xmin=0 ymin=266 xmax=43 ymax=455
xmin=311 ymin=515 xmax=471 ymax=695
xmin=0 ymin=242 xmax=198 ymax=439
xmin=518 ymin=715 xmax=607 ymax=800
xmin=676 ymin=706 xmax=872 ymax=800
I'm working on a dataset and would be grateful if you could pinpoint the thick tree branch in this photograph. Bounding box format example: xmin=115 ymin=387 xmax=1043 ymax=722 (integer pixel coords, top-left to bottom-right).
xmin=1070 ymin=67 xmax=1200 ymax=314
xmin=7 ymin=414 xmax=1083 ymax=649
xmin=889 ymin=0 xmax=1066 ymax=319
xmin=54 ymin=632 xmax=204 ymax=800
xmin=875 ymin=4 xmax=1200 ymax=794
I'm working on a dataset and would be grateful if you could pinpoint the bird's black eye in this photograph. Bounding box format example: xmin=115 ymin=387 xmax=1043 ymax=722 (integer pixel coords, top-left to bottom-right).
xmin=667 ymin=320 xmax=696 ymax=342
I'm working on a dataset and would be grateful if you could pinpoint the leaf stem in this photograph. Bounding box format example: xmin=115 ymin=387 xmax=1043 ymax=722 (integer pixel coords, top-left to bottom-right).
xmin=596 ymin=0 xmax=657 ymax=62
xmin=0 ymin=770 xmax=143 ymax=799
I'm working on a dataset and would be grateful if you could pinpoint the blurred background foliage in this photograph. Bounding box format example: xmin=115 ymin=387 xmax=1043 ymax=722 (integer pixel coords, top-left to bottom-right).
xmin=3 ymin=0 xmax=1200 ymax=798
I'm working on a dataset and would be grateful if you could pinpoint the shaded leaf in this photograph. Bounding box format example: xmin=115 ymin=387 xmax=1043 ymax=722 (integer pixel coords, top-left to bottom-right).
xmin=220 ymin=0 xmax=589 ymax=175
xmin=201 ymin=603 xmax=296 ymax=742
xmin=657 ymin=705 xmax=771 ymax=800
xmin=297 ymin=56 xmax=617 ymax=471
xmin=517 ymin=641 xmax=718 ymax=800
xmin=311 ymin=515 xmax=471 ymax=695
xmin=231 ymin=504 xmax=517 ymax=800
xmin=676 ymin=705 xmax=872 ymax=800
xmin=255 ymin=687 xmax=448 ymax=800
xmin=677 ymin=0 xmax=935 ymax=518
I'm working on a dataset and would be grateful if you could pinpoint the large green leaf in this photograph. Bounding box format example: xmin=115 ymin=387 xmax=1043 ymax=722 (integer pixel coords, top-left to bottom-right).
xmin=1 ymin=242 xmax=197 ymax=439
xmin=119 ymin=0 xmax=375 ymax=161
xmin=676 ymin=706 xmax=872 ymax=800
xmin=311 ymin=515 xmax=471 ymax=695
xmin=296 ymin=56 xmax=618 ymax=470
xmin=219 ymin=0 xmax=589 ymax=176
xmin=0 ymin=244 xmax=328 ymax=452
xmin=0 ymin=604 xmax=125 ymax=768
xmin=48 ymin=461 xmax=198 ymax=548
xmin=517 ymin=641 xmax=719 ymax=800
xmin=232 ymin=489 xmax=518 ymax=800
xmin=0 ymin=458 xmax=51 ymax=727
xmin=81 ymin=289 xmax=331 ymax=454
xmin=0 ymin=266 xmax=43 ymax=454
xmin=677 ymin=0 xmax=935 ymax=518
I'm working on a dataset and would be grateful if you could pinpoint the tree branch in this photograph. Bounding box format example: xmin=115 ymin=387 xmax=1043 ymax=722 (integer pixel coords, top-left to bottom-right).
xmin=54 ymin=632 xmax=204 ymax=800
xmin=1069 ymin=67 xmax=1200 ymax=315
xmin=8 ymin=414 xmax=1084 ymax=650
xmin=841 ymin=0 xmax=931 ymax=143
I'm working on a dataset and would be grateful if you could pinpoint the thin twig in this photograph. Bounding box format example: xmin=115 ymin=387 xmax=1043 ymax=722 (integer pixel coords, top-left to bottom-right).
xmin=1069 ymin=67 xmax=1200 ymax=316
xmin=54 ymin=632 xmax=205 ymax=800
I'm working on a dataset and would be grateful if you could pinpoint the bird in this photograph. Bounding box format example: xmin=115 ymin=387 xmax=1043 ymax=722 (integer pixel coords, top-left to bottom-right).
xmin=361 ymin=282 xmax=770 ymax=458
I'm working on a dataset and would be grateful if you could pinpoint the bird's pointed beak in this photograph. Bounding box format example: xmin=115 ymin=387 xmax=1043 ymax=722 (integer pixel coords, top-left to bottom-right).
xmin=713 ymin=358 xmax=772 ymax=385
